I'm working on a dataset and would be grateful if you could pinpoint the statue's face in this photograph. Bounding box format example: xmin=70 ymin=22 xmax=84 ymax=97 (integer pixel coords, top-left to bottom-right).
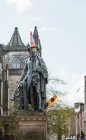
xmin=31 ymin=47 xmax=38 ymax=57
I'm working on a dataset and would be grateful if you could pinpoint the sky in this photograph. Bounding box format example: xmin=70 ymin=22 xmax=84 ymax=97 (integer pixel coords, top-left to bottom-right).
xmin=0 ymin=0 xmax=86 ymax=106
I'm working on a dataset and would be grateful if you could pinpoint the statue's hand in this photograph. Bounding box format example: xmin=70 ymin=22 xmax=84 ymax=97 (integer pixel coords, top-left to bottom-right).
xmin=33 ymin=67 xmax=41 ymax=72
xmin=36 ymin=67 xmax=41 ymax=72
xmin=19 ymin=80 xmax=24 ymax=87
xmin=33 ymin=68 xmax=36 ymax=71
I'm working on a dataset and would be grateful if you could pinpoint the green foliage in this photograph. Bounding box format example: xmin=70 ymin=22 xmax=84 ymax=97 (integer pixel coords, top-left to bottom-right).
xmin=0 ymin=116 xmax=16 ymax=136
xmin=47 ymin=77 xmax=67 ymax=99
xmin=47 ymin=104 xmax=75 ymax=137
xmin=46 ymin=76 xmax=75 ymax=137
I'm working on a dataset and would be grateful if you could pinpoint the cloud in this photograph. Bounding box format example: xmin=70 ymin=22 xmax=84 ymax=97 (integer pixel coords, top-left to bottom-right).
xmin=32 ymin=17 xmax=43 ymax=22
xmin=6 ymin=0 xmax=32 ymax=14
xmin=59 ymin=68 xmax=66 ymax=77
xmin=71 ymin=73 xmax=78 ymax=79
xmin=40 ymin=27 xmax=59 ymax=32
xmin=63 ymin=75 xmax=84 ymax=106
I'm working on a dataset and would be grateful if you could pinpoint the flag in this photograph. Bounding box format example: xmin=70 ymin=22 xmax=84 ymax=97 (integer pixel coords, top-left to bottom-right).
xmin=44 ymin=95 xmax=57 ymax=109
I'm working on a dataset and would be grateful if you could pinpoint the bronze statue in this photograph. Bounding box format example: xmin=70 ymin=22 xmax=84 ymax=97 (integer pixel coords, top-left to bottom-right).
xmin=15 ymin=32 xmax=48 ymax=111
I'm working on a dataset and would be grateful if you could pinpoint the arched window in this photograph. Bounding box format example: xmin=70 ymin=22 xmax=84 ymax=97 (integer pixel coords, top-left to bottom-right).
xmin=16 ymin=63 xmax=20 ymax=68
xmin=12 ymin=58 xmax=20 ymax=69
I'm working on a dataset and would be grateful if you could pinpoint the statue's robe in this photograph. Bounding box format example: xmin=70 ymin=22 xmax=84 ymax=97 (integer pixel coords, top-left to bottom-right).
xmin=19 ymin=55 xmax=48 ymax=110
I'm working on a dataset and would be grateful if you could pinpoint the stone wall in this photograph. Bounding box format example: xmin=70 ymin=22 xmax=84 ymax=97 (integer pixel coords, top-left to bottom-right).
xmin=69 ymin=115 xmax=76 ymax=136
xmin=3 ymin=51 xmax=29 ymax=115
xmin=16 ymin=112 xmax=47 ymax=140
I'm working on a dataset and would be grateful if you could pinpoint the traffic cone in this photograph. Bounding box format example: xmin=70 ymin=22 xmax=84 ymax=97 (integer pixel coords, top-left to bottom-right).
xmin=30 ymin=31 xmax=36 ymax=47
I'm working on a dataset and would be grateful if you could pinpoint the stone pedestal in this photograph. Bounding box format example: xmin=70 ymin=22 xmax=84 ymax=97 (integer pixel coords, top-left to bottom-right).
xmin=15 ymin=112 xmax=47 ymax=140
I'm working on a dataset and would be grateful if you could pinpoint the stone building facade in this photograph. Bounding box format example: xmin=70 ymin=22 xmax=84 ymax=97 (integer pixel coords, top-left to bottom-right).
xmin=0 ymin=26 xmax=41 ymax=116
xmin=75 ymin=103 xmax=84 ymax=140
xmin=84 ymin=76 xmax=86 ymax=137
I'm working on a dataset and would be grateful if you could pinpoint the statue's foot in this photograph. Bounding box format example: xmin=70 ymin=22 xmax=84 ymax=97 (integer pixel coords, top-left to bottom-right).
xmin=19 ymin=109 xmax=24 ymax=112
xmin=31 ymin=108 xmax=34 ymax=111
xmin=39 ymin=109 xmax=43 ymax=112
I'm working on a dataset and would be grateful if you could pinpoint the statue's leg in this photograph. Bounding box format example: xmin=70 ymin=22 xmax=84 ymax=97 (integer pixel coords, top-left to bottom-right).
xmin=37 ymin=92 xmax=42 ymax=111
xmin=37 ymin=82 xmax=42 ymax=111
xmin=23 ymin=82 xmax=28 ymax=110
xmin=19 ymin=96 xmax=24 ymax=110
xmin=41 ymin=79 xmax=46 ymax=111
xmin=41 ymin=97 xmax=45 ymax=110
xmin=30 ymin=84 xmax=35 ymax=111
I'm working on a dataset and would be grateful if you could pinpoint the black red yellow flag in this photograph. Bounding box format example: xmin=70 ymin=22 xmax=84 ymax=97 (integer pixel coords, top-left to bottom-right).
xmin=44 ymin=95 xmax=57 ymax=109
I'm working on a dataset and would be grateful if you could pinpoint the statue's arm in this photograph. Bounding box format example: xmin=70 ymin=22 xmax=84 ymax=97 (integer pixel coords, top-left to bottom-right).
xmin=40 ymin=57 xmax=48 ymax=82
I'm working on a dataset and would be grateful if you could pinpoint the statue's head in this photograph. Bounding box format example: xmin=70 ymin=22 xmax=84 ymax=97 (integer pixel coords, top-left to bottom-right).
xmin=27 ymin=31 xmax=40 ymax=57
xmin=28 ymin=46 xmax=39 ymax=57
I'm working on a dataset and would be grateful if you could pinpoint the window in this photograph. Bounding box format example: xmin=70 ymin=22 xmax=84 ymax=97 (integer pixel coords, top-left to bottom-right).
xmin=12 ymin=58 xmax=20 ymax=69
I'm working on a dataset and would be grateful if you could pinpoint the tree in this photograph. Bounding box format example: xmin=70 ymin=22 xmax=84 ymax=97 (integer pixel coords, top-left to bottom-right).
xmin=46 ymin=76 xmax=75 ymax=139
xmin=46 ymin=76 xmax=67 ymax=104
xmin=47 ymin=104 xmax=75 ymax=140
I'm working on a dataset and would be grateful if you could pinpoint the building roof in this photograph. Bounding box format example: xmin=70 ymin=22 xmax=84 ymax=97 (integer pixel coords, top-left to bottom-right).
xmin=4 ymin=27 xmax=29 ymax=52
xmin=8 ymin=27 xmax=24 ymax=47
xmin=0 ymin=27 xmax=42 ymax=53
xmin=33 ymin=26 xmax=39 ymax=45
xmin=33 ymin=26 xmax=42 ymax=56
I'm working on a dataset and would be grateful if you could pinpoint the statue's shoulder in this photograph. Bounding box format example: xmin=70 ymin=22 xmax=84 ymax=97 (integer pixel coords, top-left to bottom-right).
xmin=25 ymin=57 xmax=30 ymax=63
xmin=38 ymin=56 xmax=43 ymax=61
xmin=39 ymin=57 xmax=44 ymax=63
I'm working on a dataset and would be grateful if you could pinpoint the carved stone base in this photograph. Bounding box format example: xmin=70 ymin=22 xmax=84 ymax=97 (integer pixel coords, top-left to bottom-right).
xmin=15 ymin=112 xmax=47 ymax=140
